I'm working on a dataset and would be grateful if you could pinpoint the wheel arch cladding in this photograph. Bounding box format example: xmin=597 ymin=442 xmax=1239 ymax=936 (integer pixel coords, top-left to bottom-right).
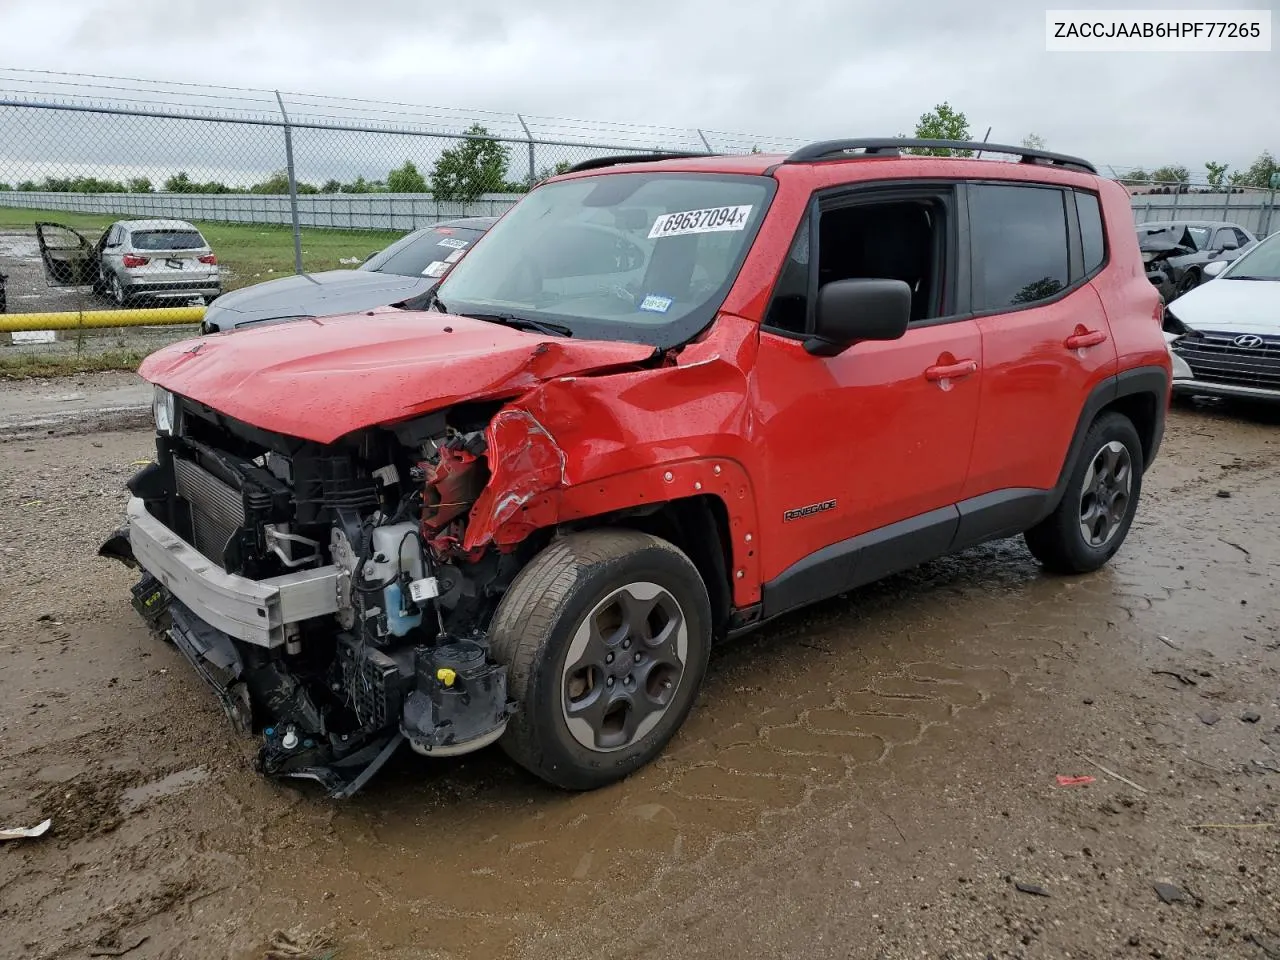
xmin=1043 ymin=365 xmax=1168 ymax=520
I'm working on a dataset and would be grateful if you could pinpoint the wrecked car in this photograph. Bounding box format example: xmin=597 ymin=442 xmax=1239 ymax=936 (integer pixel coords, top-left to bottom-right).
xmin=101 ymin=140 xmax=1170 ymax=797
xmin=1138 ymin=220 xmax=1256 ymax=301
xmin=36 ymin=219 xmax=220 ymax=306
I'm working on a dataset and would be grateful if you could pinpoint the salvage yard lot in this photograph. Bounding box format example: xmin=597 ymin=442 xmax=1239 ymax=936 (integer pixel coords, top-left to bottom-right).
xmin=0 ymin=207 xmax=404 ymax=294
xmin=0 ymin=403 xmax=1277 ymax=959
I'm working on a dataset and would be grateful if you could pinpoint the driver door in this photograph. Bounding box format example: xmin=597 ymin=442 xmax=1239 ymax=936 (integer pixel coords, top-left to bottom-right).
xmin=752 ymin=185 xmax=982 ymax=614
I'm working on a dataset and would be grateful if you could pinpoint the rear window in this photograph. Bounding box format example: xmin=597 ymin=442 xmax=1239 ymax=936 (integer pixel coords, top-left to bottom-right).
xmin=1075 ymin=192 xmax=1106 ymax=274
xmin=362 ymin=226 xmax=486 ymax=278
xmin=131 ymin=230 xmax=205 ymax=251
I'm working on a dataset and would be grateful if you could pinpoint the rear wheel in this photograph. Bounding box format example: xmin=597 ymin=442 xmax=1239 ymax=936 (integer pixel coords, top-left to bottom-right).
xmin=110 ymin=274 xmax=127 ymax=307
xmin=1176 ymin=270 xmax=1200 ymax=296
xmin=1024 ymin=412 xmax=1144 ymax=574
xmin=490 ymin=530 xmax=712 ymax=790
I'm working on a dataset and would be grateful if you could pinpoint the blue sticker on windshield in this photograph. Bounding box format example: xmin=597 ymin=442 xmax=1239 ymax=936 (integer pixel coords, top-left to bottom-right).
xmin=639 ymin=294 xmax=673 ymax=314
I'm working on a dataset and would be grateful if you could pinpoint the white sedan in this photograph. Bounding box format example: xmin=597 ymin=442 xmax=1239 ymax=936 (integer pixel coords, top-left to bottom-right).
xmin=1163 ymin=229 xmax=1280 ymax=403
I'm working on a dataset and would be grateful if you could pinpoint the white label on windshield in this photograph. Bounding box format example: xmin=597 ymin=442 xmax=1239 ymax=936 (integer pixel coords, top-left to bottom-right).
xmin=639 ymin=294 xmax=673 ymax=314
xmin=437 ymin=237 xmax=469 ymax=250
xmin=648 ymin=205 xmax=753 ymax=239
xmin=422 ymin=261 xmax=450 ymax=278
xmin=445 ymin=248 xmax=466 ymax=263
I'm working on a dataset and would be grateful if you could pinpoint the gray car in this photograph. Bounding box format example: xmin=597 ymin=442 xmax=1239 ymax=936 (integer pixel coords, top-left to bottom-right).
xmin=96 ymin=219 xmax=220 ymax=305
xmin=201 ymin=217 xmax=496 ymax=333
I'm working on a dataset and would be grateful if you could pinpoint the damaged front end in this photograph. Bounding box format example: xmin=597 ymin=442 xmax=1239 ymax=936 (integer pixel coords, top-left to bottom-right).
xmin=101 ymin=396 xmax=532 ymax=798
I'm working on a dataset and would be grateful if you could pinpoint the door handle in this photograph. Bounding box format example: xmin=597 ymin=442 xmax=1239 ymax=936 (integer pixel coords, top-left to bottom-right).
xmin=925 ymin=359 xmax=978 ymax=382
xmin=1065 ymin=329 xmax=1107 ymax=350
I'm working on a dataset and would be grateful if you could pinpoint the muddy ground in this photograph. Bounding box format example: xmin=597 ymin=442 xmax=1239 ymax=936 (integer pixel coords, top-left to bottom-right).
xmin=0 ymin=403 xmax=1278 ymax=960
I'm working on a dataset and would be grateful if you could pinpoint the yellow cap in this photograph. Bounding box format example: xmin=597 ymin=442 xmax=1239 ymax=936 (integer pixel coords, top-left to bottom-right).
xmin=436 ymin=667 xmax=457 ymax=687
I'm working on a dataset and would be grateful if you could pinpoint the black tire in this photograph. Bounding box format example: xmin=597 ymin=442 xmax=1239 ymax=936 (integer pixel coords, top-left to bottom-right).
xmin=110 ymin=274 xmax=127 ymax=307
xmin=1176 ymin=270 xmax=1200 ymax=296
xmin=1025 ymin=412 xmax=1144 ymax=574
xmin=490 ymin=530 xmax=712 ymax=790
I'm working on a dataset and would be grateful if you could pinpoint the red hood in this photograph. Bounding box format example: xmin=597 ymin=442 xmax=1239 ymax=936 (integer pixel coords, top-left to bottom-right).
xmin=139 ymin=309 xmax=655 ymax=443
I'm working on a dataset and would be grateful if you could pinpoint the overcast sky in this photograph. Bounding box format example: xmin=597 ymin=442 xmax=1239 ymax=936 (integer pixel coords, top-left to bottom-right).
xmin=1 ymin=0 xmax=1278 ymax=179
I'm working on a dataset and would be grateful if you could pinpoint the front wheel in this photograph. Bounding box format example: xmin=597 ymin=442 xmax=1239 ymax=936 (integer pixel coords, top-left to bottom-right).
xmin=1024 ymin=412 xmax=1144 ymax=574
xmin=490 ymin=530 xmax=712 ymax=790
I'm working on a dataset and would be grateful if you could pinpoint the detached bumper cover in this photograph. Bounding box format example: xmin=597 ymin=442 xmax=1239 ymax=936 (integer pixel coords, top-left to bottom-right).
xmin=123 ymin=496 xmax=339 ymax=647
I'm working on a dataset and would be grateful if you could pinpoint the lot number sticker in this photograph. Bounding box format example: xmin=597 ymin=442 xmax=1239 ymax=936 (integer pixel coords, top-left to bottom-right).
xmin=437 ymin=237 xmax=469 ymax=250
xmin=648 ymin=205 xmax=753 ymax=239
xmin=422 ymin=261 xmax=450 ymax=277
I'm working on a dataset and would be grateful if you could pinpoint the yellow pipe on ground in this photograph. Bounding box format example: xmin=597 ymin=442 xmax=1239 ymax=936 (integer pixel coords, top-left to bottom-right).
xmin=0 ymin=306 xmax=204 ymax=333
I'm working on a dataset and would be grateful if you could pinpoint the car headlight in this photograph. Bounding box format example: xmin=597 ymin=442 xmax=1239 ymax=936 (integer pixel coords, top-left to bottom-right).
xmin=153 ymin=386 xmax=180 ymax=436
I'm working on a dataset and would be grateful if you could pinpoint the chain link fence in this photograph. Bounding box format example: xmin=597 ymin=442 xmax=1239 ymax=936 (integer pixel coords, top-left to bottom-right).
xmin=0 ymin=67 xmax=1276 ymax=345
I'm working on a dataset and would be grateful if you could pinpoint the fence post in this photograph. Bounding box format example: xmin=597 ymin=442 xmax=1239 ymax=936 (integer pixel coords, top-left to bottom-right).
xmin=517 ymin=114 xmax=535 ymax=185
xmin=274 ymin=90 xmax=304 ymax=276
xmin=696 ymin=128 xmax=713 ymax=154
xmin=1265 ymin=189 xmax=1277 ymax=237
xmin=1169 ymin=183 xmax=1180 ymax=220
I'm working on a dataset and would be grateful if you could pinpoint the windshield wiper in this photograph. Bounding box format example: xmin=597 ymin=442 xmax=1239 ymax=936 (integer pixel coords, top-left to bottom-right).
xmin=462 ymin=312 xmax=573 ymax=337
xmin=1224 ymin=275 xmax=1275 ymax=281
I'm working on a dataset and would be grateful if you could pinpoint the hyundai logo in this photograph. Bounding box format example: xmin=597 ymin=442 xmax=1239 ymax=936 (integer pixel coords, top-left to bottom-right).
xmin=1233 ymin=334 xmax=1264 ymax=348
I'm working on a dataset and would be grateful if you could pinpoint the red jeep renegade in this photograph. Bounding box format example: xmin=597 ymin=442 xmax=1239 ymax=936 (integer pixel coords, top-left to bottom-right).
xmin=102 ymin=139 xmax=1171 ymax=796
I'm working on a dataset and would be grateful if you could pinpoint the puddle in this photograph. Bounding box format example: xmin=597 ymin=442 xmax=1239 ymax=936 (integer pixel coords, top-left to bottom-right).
xmin=119 ymin=766 xmax=209 ymax=814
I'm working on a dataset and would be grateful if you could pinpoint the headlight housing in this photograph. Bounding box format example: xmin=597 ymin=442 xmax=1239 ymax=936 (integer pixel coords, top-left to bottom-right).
xmin=153 ymin=386 xmax=180 ymax=436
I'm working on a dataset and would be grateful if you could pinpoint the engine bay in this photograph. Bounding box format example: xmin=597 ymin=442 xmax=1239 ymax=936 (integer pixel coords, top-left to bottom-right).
xmin=113 ymin=398 xmax=534 ymax=797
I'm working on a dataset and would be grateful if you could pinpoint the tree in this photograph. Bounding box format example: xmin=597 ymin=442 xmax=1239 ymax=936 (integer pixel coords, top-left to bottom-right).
xmin=342 ymin=176 xmax=374 ymax=193
xmin=0 ymin=182 xmax=11 ymax=191
xmin=1022 ymin=133 xmax=1047 ymax=150
xmin=127 ymin=177 xmax=154 ymax=193
xmin=431 ymin=124 xmax=512 ymax=203
xmin=251 ymin=171 xmax=291 ymax=194
xmin=901 ymin=102 xmax=972 ymax=156
xmin=1204 ymin=161 xmax=1229 ymax=190
xmin=1150 ymin=165 xmax=1190 ymax=185
xmin=320 ymin=179 xmax=342 ymax=194
xmin=1119 ymin=167 xmax=1149 ymax=185
xmin=165 ymin=171 xmax=194 ymax=193
xmin=387 ymin=160 xmax=429 ymax=193
xmin=1236 ymin=150 xmax=1277 ymax=188
xmin=16 ymin=180 xmax=36 ymax=191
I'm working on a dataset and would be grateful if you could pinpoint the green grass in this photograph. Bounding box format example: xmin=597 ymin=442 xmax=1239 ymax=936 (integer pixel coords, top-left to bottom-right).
xmin=0 ymin=348 xmax=145 ymax=380
xmin=0 ymin=207 xmax=404 ymax=292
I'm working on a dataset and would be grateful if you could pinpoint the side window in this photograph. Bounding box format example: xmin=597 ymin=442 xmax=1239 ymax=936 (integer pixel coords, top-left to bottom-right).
xmin=816 ymin=198 xmax=947 ymax=323
xmin=1233 ymin=227 xmax=1251 ymax=248
xmin=970 ymin=185 xmax=1069 ymax=310
xmin=105 ymin=226 xmax=121 ymax=247
xmin=763 ymin=211 xmax=811 ymax=333
xmin=1214 ymin=228 xmax=1236 ymax=250
xmin=1075 ymin=191 xmax=1105 ymax=275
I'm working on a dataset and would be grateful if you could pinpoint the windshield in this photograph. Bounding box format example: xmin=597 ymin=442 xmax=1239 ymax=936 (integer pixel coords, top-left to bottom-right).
xmin=1221 ymin=231 xmax=1280 ymax=280
xmin=131 ymin=230 xmax=205 ymax=251
xmin=362 ymin=224 xmax=489 ymax=278
xmin=435 ymin=172 xmax=774 ymax=346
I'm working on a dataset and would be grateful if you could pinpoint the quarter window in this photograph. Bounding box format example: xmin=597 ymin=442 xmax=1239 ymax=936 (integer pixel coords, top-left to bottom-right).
xmin=1075 ymin=191 xmax=1105 ymax=275
xmin=970 ymin=185 xmax=1069 ymax=310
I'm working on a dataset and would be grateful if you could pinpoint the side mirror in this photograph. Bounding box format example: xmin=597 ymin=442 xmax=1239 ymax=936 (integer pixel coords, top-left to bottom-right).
xmin=805 ymin=278 xmax=911 ymax=356
xmin=1218 ymin=238 xmax=1239 ymax=252
xmin=1203 ymin=259 xmax=1228 ymax=278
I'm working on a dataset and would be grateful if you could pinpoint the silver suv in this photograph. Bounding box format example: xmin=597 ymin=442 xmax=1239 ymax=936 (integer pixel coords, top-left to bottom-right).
xmin=98 ymin=219 xmax=221 ymax=305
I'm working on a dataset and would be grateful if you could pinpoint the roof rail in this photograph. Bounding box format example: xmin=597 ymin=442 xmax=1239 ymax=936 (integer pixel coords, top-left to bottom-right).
xmin=784 ymin=139 xmax=1097 ymax=174
xmin=565 ymin=151 xmax=715 ymax=174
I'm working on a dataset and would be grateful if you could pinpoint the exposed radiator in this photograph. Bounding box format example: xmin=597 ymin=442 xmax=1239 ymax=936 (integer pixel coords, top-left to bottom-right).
xmin=174 ymin=457 xmax=245 ymax=564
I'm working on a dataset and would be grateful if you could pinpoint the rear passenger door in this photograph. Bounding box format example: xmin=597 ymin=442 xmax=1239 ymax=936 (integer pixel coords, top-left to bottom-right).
xmin=960 ymin=184 xmax=1117 ymax=514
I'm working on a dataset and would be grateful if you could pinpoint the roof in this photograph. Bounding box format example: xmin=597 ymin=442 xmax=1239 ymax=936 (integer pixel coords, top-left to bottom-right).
xmin=116 ymin=218 xmax=203 ymax=231
xmin=554 ymin=145 xmax=1102 ymax=191
xmin=1137 ymin=220 xmax=1239 ymax=230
